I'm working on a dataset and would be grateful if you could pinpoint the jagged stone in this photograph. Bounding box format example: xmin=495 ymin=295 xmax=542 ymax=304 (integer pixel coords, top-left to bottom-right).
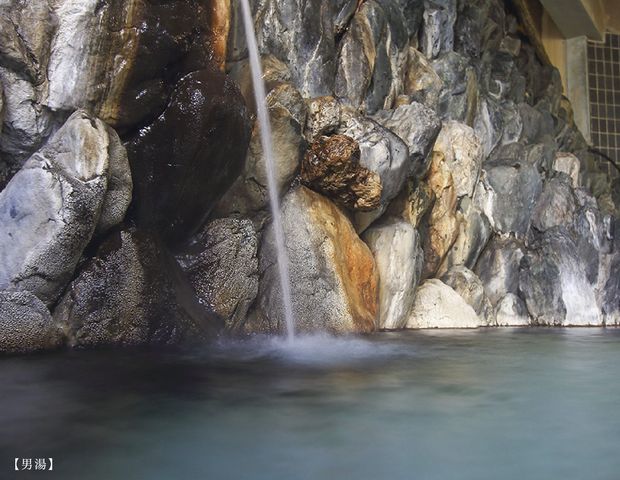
xmin=254 ymin=0 xmax=337 ymax=97
xmin=453 ymin=0 xmax=505 ymax=57
xmin=228 ymin=55 xmax=292 ymax=114
xmin=432 ymin=51 xmax=478 ymax=122
xmin=250 ymin=186 xmax=378 ymax=334
xmin=0 ymin=2 xmax=55 ymax=174
xmin=177 ymin=218 xmax=259 ymax=334
xmin=531 ymin=175 xmax=577 ymax=232
xmin=495 ymin=293 xmax=529 ymax=326
xmin=474 ymin=95 xmax=503 ymax=157
xmin=474 ymin=158 xmax=543 ymax=237
xmin=475 ymin=235 xmax=526 ymax=305
xmin=519 ymin=230 xmax=602 ymax=326
xmin=335 ymin=0 xmax=409 ymax=113
xmin=304 ymin=96 xmax=342 ymax=143
xmin=518 ymin=246 xmax=566 ymax=326
xmin=334 ymin=0 xmax=358 ymax=35
xmin=395 ymin=0 xmax=425 ymax=39
xmin=553 ymin=152 xmax=580 ymax=188
xmin=499 ymin=102 xmax=523 ymax=145
xmin=603 ymin=252 xmax=620 ymax=324
xmin=420 ymin=0 xmax=457 ymax=59
xmin=499 ymin=37 xmax=521 ymax=57
xmin=363 ymin=219 xmax=423 ymax=329
xmin=372 ymin=102 xmax=442 ymax=178
xmin=389 ymin=178 xmax=436 ymax=228
xmin=441 ymin=196 xmax=492 ymax=272
xmin=404 ymin=47 xmax=444 ymax=108
xmin=432 ymin=121 xmax=483 ymax=198
xmin=301 ymin=135 xmax=382 ymax=211
xmin=420 ymin=151 xmax=459 ymax=278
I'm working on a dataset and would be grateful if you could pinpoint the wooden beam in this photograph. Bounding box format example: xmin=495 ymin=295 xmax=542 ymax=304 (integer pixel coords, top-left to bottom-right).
xmin=539 ymin=0 xmax=604 ymax=40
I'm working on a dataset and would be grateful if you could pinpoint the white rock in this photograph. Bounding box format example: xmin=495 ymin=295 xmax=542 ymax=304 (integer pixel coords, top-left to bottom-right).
xmin=363 ymin=219 xmax=423 ymax=330
xmin=407 ymin=279 xmax=484 ymax=329
xmin=433 ymin=121 xmax=483 ymax=198
xmin=553 ymin=152 xmax=580 ymax=188
xmin=495 ymin=294 xmax=530 ymax=326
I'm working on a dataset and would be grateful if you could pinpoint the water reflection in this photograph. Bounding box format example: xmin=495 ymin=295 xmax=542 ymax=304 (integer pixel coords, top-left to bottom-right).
xmin=1 ymin=328 xmax=619 ymax=480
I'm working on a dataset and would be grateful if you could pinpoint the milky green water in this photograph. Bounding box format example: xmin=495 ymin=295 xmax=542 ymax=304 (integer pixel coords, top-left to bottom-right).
xmin=1 ymin=328 xmax=619 ymax=480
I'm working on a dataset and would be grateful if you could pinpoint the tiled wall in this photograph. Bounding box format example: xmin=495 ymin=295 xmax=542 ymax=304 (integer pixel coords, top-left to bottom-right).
xmin=588 ymin=33 xmax=620 ymax=179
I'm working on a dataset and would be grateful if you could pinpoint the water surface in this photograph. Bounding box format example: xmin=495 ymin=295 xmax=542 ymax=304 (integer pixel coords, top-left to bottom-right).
xmin=1 ymin=329 xmax=619 ymax=479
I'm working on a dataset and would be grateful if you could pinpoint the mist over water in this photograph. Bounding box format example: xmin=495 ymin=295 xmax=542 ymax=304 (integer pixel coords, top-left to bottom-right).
xmin=239 ymin=0 xmax=296 ymax=340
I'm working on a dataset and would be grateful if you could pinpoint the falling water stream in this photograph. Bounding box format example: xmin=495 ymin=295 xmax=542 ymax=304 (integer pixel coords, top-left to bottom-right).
xmin=239 ymin=0 xmax=296 ymax=340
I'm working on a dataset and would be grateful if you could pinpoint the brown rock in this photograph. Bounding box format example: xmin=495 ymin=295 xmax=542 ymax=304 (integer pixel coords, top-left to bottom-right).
xmin=126 ymin=69 xmax=251 ymax=247
xmin=249 ymin=186 xmax=378 ymax=334
xmin=301 ymin=135 xmax=382 ymax=211
xmin=421 ymin=151 xmax=459 ymax=278
xmin=388 ymin=178 xmax=436 ymax=228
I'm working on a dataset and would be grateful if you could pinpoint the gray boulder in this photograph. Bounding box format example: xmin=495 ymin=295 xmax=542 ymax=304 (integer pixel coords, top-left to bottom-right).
xmin=335 ymin=0 xmax=409 ymax=113
xmin=363 ymin=219 xmax=424 ymax=329
xmin=432 ymin=120 xmax=483 ymax=198
xmin=474 ymin=95 xmax=503 ymax=157
xmin=372 ymin=102 xmax=441 ymax=178
xmin=475 ymin=160 xmax=543 ymax=237
xmin=474 ymin=235 xmax=525 ymax=305
xmin=0 ymin=290 xmax=64 ymax=354
xmin=334 ymin=0 xmax=358 ymax=35
xmin=495 ymin=293 xmax=530 ymax=326
xmin=603 ymin=253 xmax=620 ymax=325
xmin=177 ymin=219 xmax=259 ymax=334
xmin=54 ymin=229 xmax=214 ymax=348
xmin=499 ymin=102 xmax=523 ymax=145
xmin=518 ymin=248 xmax=566 ymax=326
xmin=531 ymin=175 xmax=576 ymax=232
xmin=442 ymin=196 xmax=492 ymax=272
xmin=254 ymin=0 xmax=337 ymax=97
xmin=420 ymin=0 xmax=457 ymax=59
xmin=0 ymin=2 xmax=56 ymax=173
xmin=431 ymin=51 xmax=477 ymax=122
xmin=553 ymin=152 xmax=580 ymax=188
xmin=0 ymin=110 xmax=131 ymax=306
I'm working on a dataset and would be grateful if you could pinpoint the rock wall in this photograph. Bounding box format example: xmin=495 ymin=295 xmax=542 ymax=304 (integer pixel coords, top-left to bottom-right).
xmin=221 ymin=0 xmax=620 ymax=332
xmin=0 ymin=0 xmax=619 ymax=353
xmin=0 ymin=0 xmax=251 ymax=352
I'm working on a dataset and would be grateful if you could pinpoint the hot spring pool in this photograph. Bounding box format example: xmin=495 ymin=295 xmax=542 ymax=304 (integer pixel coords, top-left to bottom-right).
xmin=1 ymin=328 xmax=620 ymax=479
